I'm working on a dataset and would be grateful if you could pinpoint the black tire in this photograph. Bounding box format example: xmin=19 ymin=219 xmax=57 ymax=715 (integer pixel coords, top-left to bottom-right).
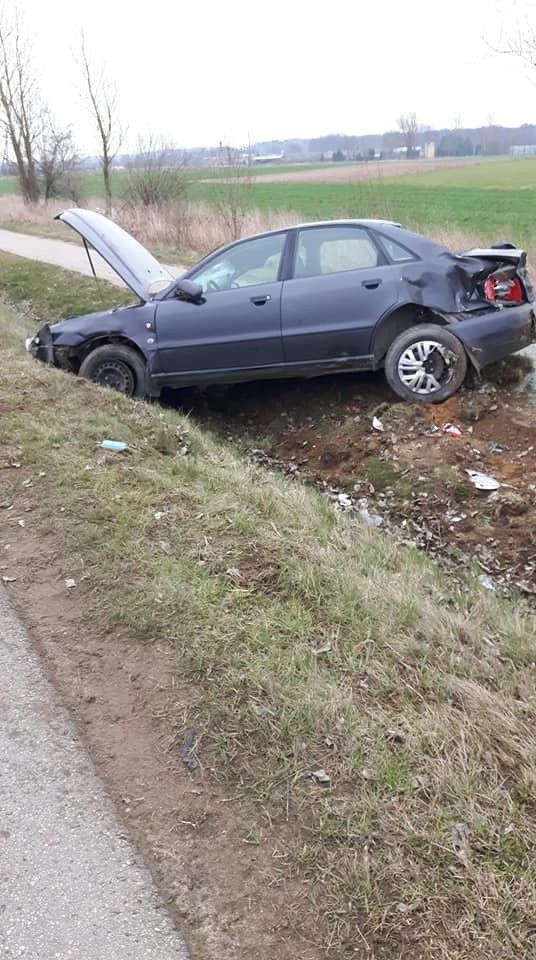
xmin=384 ymin=323 xmax=468 ymax=403
xmin=78 ymin=344 xmax=146 ymax=398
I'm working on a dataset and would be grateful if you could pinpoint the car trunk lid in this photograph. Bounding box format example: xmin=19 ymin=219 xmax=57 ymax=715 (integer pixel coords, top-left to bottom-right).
xmin=56 ymin=208 xmax=174 ymax=301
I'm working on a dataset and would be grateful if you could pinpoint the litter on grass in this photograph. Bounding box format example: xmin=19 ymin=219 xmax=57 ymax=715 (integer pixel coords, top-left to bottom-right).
xmin=465 ymin=469 xmax=501 ymax=491
xmin=100 ymin=440 xmax=127 ymax=452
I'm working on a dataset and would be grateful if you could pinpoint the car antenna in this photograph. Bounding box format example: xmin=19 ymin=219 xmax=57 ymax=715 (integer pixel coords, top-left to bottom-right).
xmin=83 ymin=238 xmax=98 ymax=280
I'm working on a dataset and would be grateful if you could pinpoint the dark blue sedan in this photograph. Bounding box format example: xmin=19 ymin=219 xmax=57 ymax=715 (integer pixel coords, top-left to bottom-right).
xmin=26 ymin=209 xmax=535 ymax=403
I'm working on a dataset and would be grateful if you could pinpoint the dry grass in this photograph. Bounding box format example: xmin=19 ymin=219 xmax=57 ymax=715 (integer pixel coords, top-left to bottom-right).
xmin=5 ymin=193 xmax=528 ymax=270
xmin=1 ymin=278 xmax=535 ymax=958
xmin=0 ymin=194 xmax=299 ymax=262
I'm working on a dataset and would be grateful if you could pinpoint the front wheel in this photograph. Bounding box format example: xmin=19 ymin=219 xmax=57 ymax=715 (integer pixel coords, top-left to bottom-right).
xmin=384 ymin=324 xmax=468 ymax=403
xmin=78 ymin=344 xmax=146 ymax=398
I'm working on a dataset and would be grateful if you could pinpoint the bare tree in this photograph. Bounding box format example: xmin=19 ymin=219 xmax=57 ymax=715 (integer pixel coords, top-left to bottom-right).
xmin=77 ymin=32 xmax=125 ymax=216
xmin=397 ymin=112 xmax=419 ymax=157
xmin=0 ymin=7 xmax=41 ymax=203
xmin=213 ymin=142 xmax=253 ymax=241
xmin=37 ymin=110 xmax=80 ymax=200
xmin=122 ymin=135 xmax=189 ymax=208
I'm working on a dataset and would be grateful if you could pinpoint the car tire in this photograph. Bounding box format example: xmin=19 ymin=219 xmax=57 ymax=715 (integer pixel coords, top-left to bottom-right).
xmin=78 ymin=344 xmax=146 ymax=398
xmin=384 ymin=323 xmax=468 ymax=403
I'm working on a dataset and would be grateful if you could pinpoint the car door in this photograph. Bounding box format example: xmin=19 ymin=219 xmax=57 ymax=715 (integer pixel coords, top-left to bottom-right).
xmin=153 ymin=232 xmax=288 ymax=381
xmin=281 ymin=224 xmax=400 ymax=366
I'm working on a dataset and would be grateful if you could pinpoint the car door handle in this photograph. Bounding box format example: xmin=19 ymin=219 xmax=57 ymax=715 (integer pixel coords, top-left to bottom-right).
xmin=362 ymin=279 xmax=382 ymax=290
xmin=250 ymin=294 xmax=271 ymax=305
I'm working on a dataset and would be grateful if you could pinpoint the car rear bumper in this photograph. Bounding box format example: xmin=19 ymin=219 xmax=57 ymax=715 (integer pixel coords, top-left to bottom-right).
xmin=452 ymin=303 xmax=535 ymax=371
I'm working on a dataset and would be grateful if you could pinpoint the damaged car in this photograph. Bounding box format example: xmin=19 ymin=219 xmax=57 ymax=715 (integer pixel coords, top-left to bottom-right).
xmin=25 ymin=209 xmax=536 ymax=403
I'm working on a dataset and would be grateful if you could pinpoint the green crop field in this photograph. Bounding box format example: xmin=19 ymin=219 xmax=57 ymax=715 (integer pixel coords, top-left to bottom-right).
xmin=190 ymin=157 xmax=536 ymax=243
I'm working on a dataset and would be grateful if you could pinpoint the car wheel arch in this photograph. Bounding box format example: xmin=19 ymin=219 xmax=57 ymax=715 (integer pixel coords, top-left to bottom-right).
xmin=371 ymin=304 xmax=447 ymax=368
xmin=74 ymin=335 xmax=148 ymax=372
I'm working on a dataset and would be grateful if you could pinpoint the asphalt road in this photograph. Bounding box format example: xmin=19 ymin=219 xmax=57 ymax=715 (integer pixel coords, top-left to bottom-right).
xmin=0 ymin=227 xmax=182 ymax=285
xmin=0 ymin=586 xmax=189 ymax=960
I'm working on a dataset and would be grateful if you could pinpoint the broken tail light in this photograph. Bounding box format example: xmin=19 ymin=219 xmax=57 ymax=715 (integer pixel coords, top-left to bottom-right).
xmin=484 ymin=275 xmax=524 ymax=303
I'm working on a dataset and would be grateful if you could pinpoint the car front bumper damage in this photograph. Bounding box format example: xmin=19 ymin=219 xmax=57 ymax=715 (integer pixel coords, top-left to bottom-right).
xmin=25 ymin=324 xmax=55 ymax=364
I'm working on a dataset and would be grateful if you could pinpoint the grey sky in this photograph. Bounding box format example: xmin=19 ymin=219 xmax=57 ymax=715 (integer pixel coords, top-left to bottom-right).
xmin=13 ymin=0 xmax=535 ymax=151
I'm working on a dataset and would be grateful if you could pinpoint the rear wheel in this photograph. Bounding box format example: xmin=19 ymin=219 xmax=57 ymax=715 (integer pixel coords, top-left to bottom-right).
xmin=384 ymin=324 xmax=467 ymax=403
xmin=79 ymin=345 xmax=146 ymax=398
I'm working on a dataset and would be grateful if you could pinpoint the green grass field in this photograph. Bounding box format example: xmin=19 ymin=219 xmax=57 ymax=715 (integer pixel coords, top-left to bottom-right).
xmin=190 ymin=158 xmax=536 ymax=243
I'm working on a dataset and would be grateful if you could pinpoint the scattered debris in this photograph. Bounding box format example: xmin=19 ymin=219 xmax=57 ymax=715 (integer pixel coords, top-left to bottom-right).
xmin=64 ymin=578 xmax=77 ymax=589
xmin=372 ymin=416 xmax=384 ymax=432
xmin=477 ymin=574 xmax=495 ymax=591
xmin=100 ymin=439 xmax=127 ymax=452
xmin=465 ymin=469 xmax=501 ymax=491
xmin=312 ymin=641 xmax=332 ymax=656
xmin=1 ymin=575 xmax=17 ymax=584
xmin=180 ymin=727 xmax=198 ymax=771
xmin=159 ymin=540 xmax=174 ymax=556
xmin=451 ymin=822 xmax=472 ymax=866
xmin=311 ymin=768 xmax=331 ymax=785
xmin=441 ymin=422 xmax=462 ymax=438
xmin=358 ymin=507 xmax=384 ymax=527
xmin=17 ymin=519 xmax=25 ymax=528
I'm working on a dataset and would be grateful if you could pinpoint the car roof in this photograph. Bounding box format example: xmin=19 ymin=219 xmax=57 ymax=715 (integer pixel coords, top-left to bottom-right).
xmin=295 ymin=218 xmax=403 ymax=230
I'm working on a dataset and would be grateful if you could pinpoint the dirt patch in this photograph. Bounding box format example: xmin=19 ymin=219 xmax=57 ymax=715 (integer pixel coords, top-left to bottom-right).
xmin=166 ymin=366 xmax=536 ymax=601
xmin=267 ymin=381 xmax=536 ymax=597
xmin=235 ymin=157 xmax=484 ymax=185
xmin=0 ymin=524 xmax=323 ymax=960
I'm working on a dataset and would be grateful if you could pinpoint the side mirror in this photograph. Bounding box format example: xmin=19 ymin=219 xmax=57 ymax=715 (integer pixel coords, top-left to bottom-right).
xmin=174 ymin=278 xmax=204 ymax=303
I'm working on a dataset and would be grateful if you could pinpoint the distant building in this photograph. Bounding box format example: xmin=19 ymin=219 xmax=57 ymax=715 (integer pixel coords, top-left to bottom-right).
xmin=510 ymin=144 xmax=536 ymax=156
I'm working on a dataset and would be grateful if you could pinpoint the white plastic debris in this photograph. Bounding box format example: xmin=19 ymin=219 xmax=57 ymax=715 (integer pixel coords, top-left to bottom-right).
xmin=442 ymin=422 xmax=463 ymax=438
xmin=465 ymin=469 xmax=501 ymax=491
xmin=372 ymin=416 xmax=384 ymax=432
xmin=64 ymin=578 xmax=76 ymax=589
xmin=477 ymin=574 xmax=495 ymax=591
xmin=358 ymin=508 xmax=384 ymax=527
xmin=337 ymin=493 xmax=353 ymax=508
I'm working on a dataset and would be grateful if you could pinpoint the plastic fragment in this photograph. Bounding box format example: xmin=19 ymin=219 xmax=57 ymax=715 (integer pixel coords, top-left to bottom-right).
xmin=441 ymin=422 xmax=462 ymax=438
xmin=180 ymin=727 xmax=198 ymax=770
xmin=465 ymin=469 xmax=501 ymax=491
xmin=100 ymin=440 xmax=127 ymax=452
xmin=312 ymin=768 xmax=331 ymax=785
xmin=358 ymin=508 xmax=384 ymax=527
xmin=372 ymin=416 xmax=384 ymax=432
xmin=477 ymin=574 xmax=495 ymax=591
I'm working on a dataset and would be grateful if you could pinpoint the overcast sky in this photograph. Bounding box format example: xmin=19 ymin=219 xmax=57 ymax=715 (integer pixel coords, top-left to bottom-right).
xmin=10 ymin=0 xmax=536 ymax=152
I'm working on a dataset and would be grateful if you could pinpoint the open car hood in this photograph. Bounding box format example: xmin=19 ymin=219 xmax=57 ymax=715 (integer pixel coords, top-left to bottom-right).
xmin=55 ymin=208 xmax=173 ymax=301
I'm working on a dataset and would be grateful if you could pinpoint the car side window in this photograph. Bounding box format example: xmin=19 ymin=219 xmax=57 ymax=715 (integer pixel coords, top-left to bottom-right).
xmin=191 ymin=233 xmax=287 ymax=293
xmin=295 ymin=226 xmax=381 ymax=279
xmin=378 ymin=234 xmax=418 ymax=263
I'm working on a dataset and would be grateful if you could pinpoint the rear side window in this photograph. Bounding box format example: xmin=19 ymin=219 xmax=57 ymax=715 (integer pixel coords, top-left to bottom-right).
xmin=378 ymin=234 xmax=417 ymax=263
xmin=295 ymin=226 xmax=381 ymax=278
